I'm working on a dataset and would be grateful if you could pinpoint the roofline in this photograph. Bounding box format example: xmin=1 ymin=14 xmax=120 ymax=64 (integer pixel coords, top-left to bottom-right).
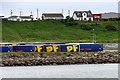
xmin=93 ymin=13 xmax=101 ymax=15
xmin=73 ymin=10 xmax=92 ymax=12
xmin=42 ymin=13 xmax=63 ymax=14
xmin=100 ymin=12 xmax=120 ymax=14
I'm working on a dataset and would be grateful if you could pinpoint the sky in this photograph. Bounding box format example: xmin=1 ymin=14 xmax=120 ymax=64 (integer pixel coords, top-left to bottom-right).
xmin=0 ymin=0 xmax=119 ymax=19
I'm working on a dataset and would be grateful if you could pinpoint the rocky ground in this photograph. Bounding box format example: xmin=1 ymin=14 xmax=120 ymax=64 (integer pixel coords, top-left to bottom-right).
xmin=0 ymin=51 xmax=119 ymax=66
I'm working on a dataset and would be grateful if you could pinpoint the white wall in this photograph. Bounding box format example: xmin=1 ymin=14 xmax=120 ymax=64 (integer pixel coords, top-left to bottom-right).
xmin=20 ymin=18 xmax=32 ymax=21
xmin=73 ymin=12 xmax=93 ymax=21
xmin=43 ymin=16 xmax=63 ymax=20
xmin=8 ymin=17 xmax=32 ymax=21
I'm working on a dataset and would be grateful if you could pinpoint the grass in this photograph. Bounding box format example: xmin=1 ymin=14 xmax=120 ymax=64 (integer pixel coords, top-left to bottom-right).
xmin=2 ymin=20 xmax=119 ymax=43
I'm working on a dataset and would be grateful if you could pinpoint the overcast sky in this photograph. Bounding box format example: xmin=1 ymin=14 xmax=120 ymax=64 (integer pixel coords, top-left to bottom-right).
xmin=0 ymin=0 xmax=119 ymax=18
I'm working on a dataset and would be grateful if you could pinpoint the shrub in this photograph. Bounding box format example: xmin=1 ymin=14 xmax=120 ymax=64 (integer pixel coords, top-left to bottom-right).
xmin=80 ymin=24 xmax=92 ymax=30
xmin=99 ymin=19 xmax=108 ymax=21
xmin=69 ymin=18 xmax=74 ymax=22
xmin=65 ymin=16 xmax=74 ymax=22
xmin=108 ymin=18 xmax=120 ymax=21
xmin=66 ymin=22 xmax=78 ymax=26
xmin=105 ymin=25 xmax=117 ymax=31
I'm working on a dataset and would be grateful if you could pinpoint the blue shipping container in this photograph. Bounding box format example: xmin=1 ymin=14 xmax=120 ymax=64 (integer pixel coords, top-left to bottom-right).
xmin=35 ymin=46 xmax=44 ymax=52
xmin=0 ymin=46 xmax=12 ymax=52
xmin=80 ymin=44 xmax=103 ymax=52
xmin=61 ymin=45 xmax=79 ymax=52
xmin=13 ymin=46 xmax=35 ymax=52
xmin=44 ymin=45 xmax=60 ymax=52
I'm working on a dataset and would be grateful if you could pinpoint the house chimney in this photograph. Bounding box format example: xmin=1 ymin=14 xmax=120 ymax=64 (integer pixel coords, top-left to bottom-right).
xmin=31 ymin=11 xmax=33 ymax=15
xmin=30 ymin=15 xmax=33 ymax=18
xmin=62 ymin=9 xmax=63 ymax=14
xmin=10 ymin=10 xmax=12 ymax=16
xmin=20 ymin=11 xmax=22 ymax=16
xmin=68 ymin=10 xmax=70 ymax=16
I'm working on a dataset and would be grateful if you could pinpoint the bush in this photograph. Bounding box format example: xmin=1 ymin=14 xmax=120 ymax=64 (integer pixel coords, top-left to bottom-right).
xmin=105 ymin=25 xmax=117 ymax=31
xmin=99 ymin=19 xmax=108 ymax=21
xmin=108 ymin=18 xmax=120 ymax=21
xmin=80 ymin=24 xmax=92 ymax=30
xmin=65 ymin=16 xmax=74 ymax=22
xmin=66 ymin=22 xmax=78 ymax=26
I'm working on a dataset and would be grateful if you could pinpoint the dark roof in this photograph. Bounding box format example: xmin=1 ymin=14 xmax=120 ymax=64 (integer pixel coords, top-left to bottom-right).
xmin=8 ymin=16 xmax=32 ymax=19
xmin=42 ymin=13 xmax=63 ymax=17
xmin=20 ymin=16 xmax=32 ymax=19
xmin=73 ymin=10 xmax=93 ymax=17
xmin=8 ymin=16 xmax=18 ymax=18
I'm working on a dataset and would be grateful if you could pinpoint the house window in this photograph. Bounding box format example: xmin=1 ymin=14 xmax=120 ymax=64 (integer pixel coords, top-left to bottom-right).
xmin=84 ymin=13 xmax=86 ymax=16
xmin=88 ymin=13 xmax=91 ymax=16
xmin=89 ymin=18 xmax=91 ymax=21
xmin=17 ymin=19 xmax=19 ymax=21
xmin=82 ymin=13 xmax=87 ymax=17
xmin=84 ymin=18 xmax=86 ymax=21
xmin=77 ymin=13 xmax=81 ymax=16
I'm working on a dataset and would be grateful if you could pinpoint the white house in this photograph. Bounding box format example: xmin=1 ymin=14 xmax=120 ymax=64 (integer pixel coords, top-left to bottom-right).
xmin=72 ymin=10 xmax=93 ymax=21
xmin=8 ymin=16 xmax=18 ymax=21
xmin=42 ymin=13 xmax=64 ymax=20
xmin=8 ymin=15 xmax=33 ymax=21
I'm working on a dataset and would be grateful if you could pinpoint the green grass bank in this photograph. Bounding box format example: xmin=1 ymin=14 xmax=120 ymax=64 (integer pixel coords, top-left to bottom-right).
xmin=2 ymin=20 xmax=119 ymax=43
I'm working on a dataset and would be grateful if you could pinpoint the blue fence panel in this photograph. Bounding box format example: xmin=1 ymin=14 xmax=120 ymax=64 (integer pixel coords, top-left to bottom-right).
xmin=13 ymin=46 xmax=35 ymax=52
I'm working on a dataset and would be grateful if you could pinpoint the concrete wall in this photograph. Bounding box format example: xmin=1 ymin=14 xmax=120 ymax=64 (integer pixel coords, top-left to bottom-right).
xmin=102 ymin=13 xmax=120 ymax=19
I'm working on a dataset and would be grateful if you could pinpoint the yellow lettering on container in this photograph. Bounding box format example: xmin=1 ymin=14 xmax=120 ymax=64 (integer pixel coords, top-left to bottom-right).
xmin=67 ymin=46 xmax=73 ymax=52
xmin=1 ymin=44 xmax=5 ymax=46
xmin=73 ymin=45 xmax=78 ymax=52
xmin=12 ymin=44 xmax=17 ymax=46
xmin=35 ymin=46 xmax=43 ymax=52
xmin=53 ymin=45 xmax=59 ymax=52
xmin=46 ymin=46 xmax=53 ymax=52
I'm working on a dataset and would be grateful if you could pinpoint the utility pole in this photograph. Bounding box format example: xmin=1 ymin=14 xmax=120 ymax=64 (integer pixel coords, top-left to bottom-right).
xmin=62 ymin=9 xmax=63 ymax=14
xmin=92 ymin=29 xmax=94 ymax=43
xmin=10 ymin=10 xmax=12 ymax=16
xmin=95 ymin=34 xmax=96 ymax=43
xmin=68 ymin=10 xmax=70 ymax=17
xmin=37 ymin=8 xmax=39 ymax=19
xmin=31 ymin=11 xmax=33 ymax=15
xmin=20 ymin=11 xmax=22 ymax=16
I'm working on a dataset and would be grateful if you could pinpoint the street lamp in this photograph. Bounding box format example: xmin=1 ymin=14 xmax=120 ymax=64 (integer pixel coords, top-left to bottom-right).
xmin=92 ymin=29 xmax=94 ymax=43
xmin=95 ymin=34 xmax=96 ymax=43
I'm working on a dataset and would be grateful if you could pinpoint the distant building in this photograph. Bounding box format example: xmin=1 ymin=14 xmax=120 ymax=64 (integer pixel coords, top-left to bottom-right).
xmin=101 ymin=12 xmax=120 ymax=19
xmin=72 ymin=10 xmax=93 ymax=21
xmin=0 ymin=16 xmax=8 ymax=20
xmin=8 ymin=15 xmax=33 ymax=21
xmin=0 ymin=16 xmax=5 ymax=18
xmin=42 ymin=13 xmax=64 ymax=20
xmin=93 ymin=14 xmax=102 ymax=19
xmin=8 ymin=16 xmax=18 ymax=21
